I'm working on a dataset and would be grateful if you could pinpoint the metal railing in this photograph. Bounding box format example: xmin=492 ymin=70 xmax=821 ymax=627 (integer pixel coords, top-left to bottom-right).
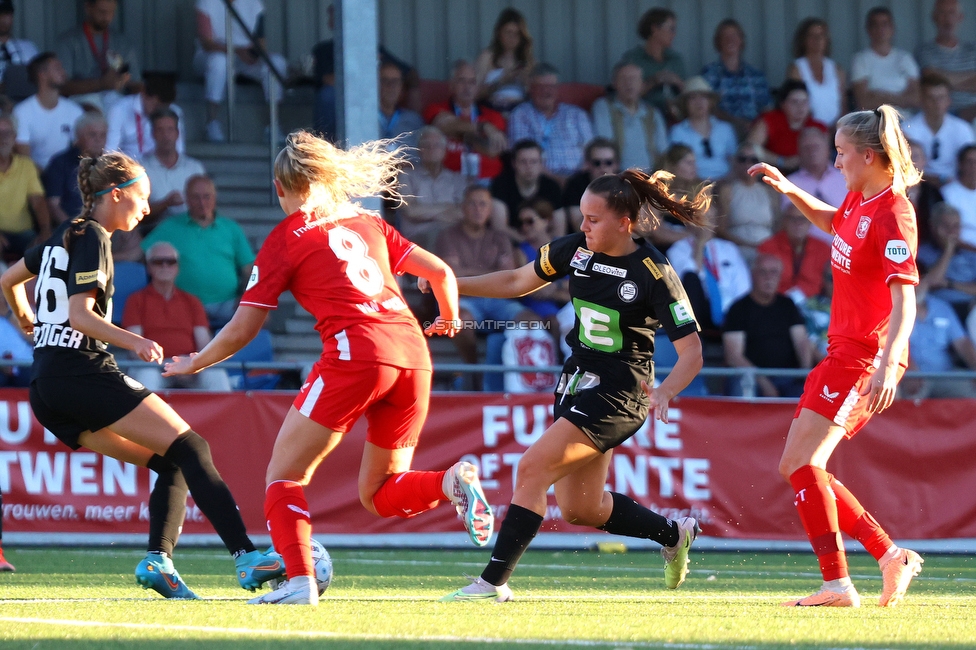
xmin=3 ymin=359 xmax=975 ymax=399
xmin=216 ymin=0 xmax=286 ymax=200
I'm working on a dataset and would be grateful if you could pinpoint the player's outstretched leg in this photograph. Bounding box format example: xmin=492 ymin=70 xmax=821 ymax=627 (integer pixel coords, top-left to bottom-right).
xmin=443 ymin=461 xmax=494 ymax=547
xmin=661 ymin=517 xmax=701 ymax=589
xmin=162 ymin=431 xmax=285 ymax=591
xmin=135 ymin=552 xmax=200 ymax=599
xmin=879 ymin=547 xmax=923 ymax=607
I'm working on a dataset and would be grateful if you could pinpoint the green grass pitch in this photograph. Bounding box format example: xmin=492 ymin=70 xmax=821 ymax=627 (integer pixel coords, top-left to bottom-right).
xmin=0 ymin=546 xmax=974 ymax=649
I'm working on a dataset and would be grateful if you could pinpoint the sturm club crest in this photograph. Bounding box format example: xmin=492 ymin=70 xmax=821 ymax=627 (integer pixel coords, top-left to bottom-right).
xmin=856 ymin=216 xmax=871 ymax=239
xmin=617 ymin=280 xmax=638 ymax=302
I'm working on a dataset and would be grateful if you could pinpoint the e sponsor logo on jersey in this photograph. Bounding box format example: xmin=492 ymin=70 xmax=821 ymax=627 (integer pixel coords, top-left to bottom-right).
xmin=856 ymin=216 xmax=871 ymax=239
xmin=74 ymin=270 xmax=104 ymax=285
xmin=669 ymin=299 xmax=695 ymax=326
xmin=538 ymin=244 xmax=556 ymax=277
xmin=569 ymin=247 xmax=593 ymax=271
xmin=593 ymin=262 xmax=627 ymax=278
xmin=245 ymin=266 xmax=259 ymax=291
xmin=617 ymin=280 xmax=638 ymax=302
xmin=885 ymin=240 xmax=910 ymax=263
xmin=642 ymin=257 xmax=663 ymax=280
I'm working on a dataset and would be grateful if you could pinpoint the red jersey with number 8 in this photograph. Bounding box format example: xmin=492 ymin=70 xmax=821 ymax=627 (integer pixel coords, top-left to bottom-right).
xmin=827 ymin=187 xmax=918 ymax=363
xmin=241 ymin=208 xmax=431 ymax=370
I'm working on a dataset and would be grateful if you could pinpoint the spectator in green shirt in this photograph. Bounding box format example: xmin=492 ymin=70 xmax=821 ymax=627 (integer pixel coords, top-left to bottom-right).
xmin=616 ymin=7 xmax=686 ymax=121
xmin=141 ymin=174 xmax=255 ymax=328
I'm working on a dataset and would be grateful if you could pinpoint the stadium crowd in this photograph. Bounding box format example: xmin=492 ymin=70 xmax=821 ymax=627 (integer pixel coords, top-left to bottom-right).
xmin=0 ymin=0 xmax=975 ymax=398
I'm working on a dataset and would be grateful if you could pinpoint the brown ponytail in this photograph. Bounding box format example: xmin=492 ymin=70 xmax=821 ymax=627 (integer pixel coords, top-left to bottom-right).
xmin=586 ymin=168 xmax=711 ymax=232
xmin=63 ymin=152 xmax=144 ymax=251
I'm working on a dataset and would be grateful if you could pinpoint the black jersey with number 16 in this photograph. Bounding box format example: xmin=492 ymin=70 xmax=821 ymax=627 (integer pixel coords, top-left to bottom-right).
xmin=534 ymin=232 xmax=699 ymax=365
xmin=23 ymin=221 xmax=118 ymax=377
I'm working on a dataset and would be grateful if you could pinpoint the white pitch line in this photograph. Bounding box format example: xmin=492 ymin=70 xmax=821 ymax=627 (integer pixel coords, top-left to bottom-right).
xmin=12 ymin=549 xmax=974 ymax=583
xmin=0 ymin=617 xmax=754 ymax=649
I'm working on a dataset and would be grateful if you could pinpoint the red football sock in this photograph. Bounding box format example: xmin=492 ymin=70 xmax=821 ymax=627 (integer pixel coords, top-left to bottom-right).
xmin=265 ymin=480 xmax=313 ymax=580
xmin=829 ymin=474 xmax=891 ymax=561
xmin=372 ymin=470 xmax=447 ymax=518
xmin=790 ymin=465 xmax=848 ymax=581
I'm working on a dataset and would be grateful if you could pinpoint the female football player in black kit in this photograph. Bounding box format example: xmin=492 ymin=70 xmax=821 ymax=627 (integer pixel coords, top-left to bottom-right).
xmin=436 ymin=168 xmax=710 ymax=601
xmin=0 ymin=152 xmax=283 ymax=599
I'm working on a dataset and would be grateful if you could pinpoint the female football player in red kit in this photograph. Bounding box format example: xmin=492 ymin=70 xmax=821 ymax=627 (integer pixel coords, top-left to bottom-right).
xmin=749 ymin=105 xmax=923 ymax=607
xmin=165 ymin=131 xmax=493 ymax=605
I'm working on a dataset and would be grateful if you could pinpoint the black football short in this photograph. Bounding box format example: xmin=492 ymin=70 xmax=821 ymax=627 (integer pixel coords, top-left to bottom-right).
xmin=30 ymin=370 xmax=153 ymax=450
xmin=552 ymin=356 xmax=651 ymax=453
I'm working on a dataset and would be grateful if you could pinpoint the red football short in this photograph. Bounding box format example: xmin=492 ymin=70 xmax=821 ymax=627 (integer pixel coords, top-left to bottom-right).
xmin=294 ymin=360 xmax=431 ymax=449
xmin=794 ymin=354 xmax=906 ymax=438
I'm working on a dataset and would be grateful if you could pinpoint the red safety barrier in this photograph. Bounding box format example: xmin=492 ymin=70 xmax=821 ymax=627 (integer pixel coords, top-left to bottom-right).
xmin=2 ymin=389 xmax=974 ymax=540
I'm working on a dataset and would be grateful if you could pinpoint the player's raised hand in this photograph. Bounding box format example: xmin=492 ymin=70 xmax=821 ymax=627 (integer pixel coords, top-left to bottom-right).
xmin=163 ymin=353 xmax=199 ymax=376
xmin=748 ymin=162 xmax=794 ymax=195
xmin=134 ymin=337 xmax=164 ymax=364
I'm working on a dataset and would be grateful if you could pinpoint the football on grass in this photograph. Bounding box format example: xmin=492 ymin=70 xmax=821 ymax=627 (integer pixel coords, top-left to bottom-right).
xmin=267 ymin=538 xmax=333 ymax=595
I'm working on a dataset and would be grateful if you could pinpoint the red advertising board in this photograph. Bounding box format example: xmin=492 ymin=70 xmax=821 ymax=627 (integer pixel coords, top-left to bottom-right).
xmin=3 ymin=389 xmax=975 ymax=541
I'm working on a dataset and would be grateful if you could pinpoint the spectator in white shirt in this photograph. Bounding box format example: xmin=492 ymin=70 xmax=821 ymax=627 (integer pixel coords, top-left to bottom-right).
xmin=194 ymin=0 xmax=287 ymax=143
xmin=851 ymin=7 xmax=920 ymax=112
xmin=668 ymin=76 xmax=738 ymax=181
xmin=903 ymin=72 xmax=975 ymax=185
xmin=141 ymin=108 xmax=206 ymax=229
xmin=12 ymin=52 xmax=84 ymax=170
xmin=106 ymin=71 xmax=185 ymax=159
xmin=939 ymin=144 xmax=976 ymax=248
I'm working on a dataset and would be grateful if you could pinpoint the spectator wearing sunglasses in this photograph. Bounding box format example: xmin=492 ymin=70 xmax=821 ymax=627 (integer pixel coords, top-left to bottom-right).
xmin=668 ymin=76 xmax=738 ymax=182
xmin=122 ymin=241 xmax=231 ymax=391
xmin=904 ymin=72 xmax=974 ymax=186
xmin=561 ymin=137 xmax=619 ymax=232
xmin=591 ymin=62 xmax=668 ymax=172
xmin=716 ymin=143 xmax=780 ymax=263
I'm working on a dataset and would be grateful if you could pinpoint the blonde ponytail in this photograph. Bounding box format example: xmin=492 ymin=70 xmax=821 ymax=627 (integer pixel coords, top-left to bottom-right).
xmin=836 ymin=105 xmax=921 ymax=194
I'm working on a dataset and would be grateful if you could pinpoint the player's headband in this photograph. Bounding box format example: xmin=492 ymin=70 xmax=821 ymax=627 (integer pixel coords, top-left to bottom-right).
xmin=95 ymin=173 xmax=147 ymax=196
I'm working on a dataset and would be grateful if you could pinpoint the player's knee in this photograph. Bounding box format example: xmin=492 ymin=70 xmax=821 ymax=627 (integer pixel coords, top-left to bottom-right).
xmin=360 ymin=490 xmax=381 ymax=517
xmin=164 ymin=430 xmax=213 ymax=467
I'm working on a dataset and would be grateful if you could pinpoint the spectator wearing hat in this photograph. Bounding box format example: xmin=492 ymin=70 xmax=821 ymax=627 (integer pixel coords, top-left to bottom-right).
xmin=591 ymin=62 xmax=668 ymax=172
xmin=508 ymin=62 xmax=593 ymax=181
xmin=667 ymin=76 xmax=738 ymax=181
xmin=0 ymin=0 xmax=39 ymax=93
xmin=106 ymin=71 xmax=184 ymax=159
xmin=701 ymin=19 xmax=772 ymax=138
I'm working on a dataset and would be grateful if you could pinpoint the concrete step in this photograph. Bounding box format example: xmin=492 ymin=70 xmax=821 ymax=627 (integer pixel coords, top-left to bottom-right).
xmin=218 ymin=205 xmax=282 ymax=223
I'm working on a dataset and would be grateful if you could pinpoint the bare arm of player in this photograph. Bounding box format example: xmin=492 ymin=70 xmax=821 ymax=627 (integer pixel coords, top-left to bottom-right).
xmin=747 ymin=162 xmax=836 ymax=235
xmin=861 ymin=281 xmax=916 ymax=413
xmin=460 ymin=262 xmax=548 ymax=298
xmin=163 ymin=305 xmax=268 ymax=376
xmin=399 ymin=246 xmax=461 ymax=338
xmin=0 ymin=259 xmax=36 ymax=335
xmin=641 ymin=332 xmax=704 ymax=423
xmin=67 ymin=292 xmax=162 ymax=363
